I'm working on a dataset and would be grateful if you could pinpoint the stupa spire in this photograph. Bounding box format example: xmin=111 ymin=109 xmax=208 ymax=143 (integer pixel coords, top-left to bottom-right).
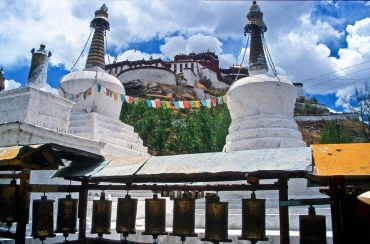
xmin=85 ymin=4 xmax=110 ymax=69
xmin=244 ymin=1 xmax=268 ymax=75
xmin=27 ymin=44 xmax=52 ymax=90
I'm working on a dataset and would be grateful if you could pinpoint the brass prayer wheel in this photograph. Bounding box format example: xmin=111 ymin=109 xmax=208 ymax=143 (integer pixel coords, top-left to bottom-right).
xmin=201 ymin=198 xmax=232 ymax=243
xmin=238 ymin=192 xmax=269 ymax=242
xmin=55 ymin=194 xmax=78 ymax=237
xmin=32 ymin=195 xmax=56 ymax=240
xmin=176 ymin=190 xmax=182 ymax=198
xmin=116 ymin=194 xmax=138 ymax=235
xmin=169 ymin=191 xmax=175 ymax=200
xmin=91 ymin=192 xmax=112 ymax=237
xmin=299 ymin=206 xmax=326 ymax=244
xmin=0 ymin=180 xmax=18 ymax=225
xmin=161 ymin=190 xmax=169 ymax=197
xmin=170 ymin=198 xmax=197 ymax=241
xmin=142 ymin=193 xmax=168 ymax=239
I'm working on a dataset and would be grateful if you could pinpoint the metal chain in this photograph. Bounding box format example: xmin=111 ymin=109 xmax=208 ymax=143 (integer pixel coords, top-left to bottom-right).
xmin=261 ymin=34 xmax=280 ymax=81
xmin=68 ymin=28 xmax=94 ymax=73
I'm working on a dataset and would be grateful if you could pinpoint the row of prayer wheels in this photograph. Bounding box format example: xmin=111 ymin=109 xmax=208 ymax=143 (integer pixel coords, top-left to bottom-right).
xmin=0 ymin=181 xmax=327 ymax=243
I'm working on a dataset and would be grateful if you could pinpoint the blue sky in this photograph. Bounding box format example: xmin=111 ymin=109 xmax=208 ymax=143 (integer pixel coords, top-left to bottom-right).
xmin=1 ymin=0 xmax=370 ymax=112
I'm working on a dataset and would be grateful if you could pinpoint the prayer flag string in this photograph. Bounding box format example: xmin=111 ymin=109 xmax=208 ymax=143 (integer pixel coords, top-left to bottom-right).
xmin=59 ymin=83 xmax=227 ymax=109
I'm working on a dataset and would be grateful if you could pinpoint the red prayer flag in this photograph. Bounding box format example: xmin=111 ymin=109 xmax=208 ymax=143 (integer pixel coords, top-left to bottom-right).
xmin=128 ymin=96 xmax=133 ymax=104
xmin=155 ymin=100 xmax=161 ymax=108
xmin=183 ymin=101 xmax=190 ymax=108
xmin=211 ymin=98 xmax=217 ymax=106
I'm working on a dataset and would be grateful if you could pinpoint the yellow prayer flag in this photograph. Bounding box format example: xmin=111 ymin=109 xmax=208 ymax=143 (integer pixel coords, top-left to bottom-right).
xmin=113 ymin=92 xmax=119 ymax=101
xmin=194 ymin=101 xmax=200 ymax=108
xmin=86 ymin=87 xmax=92 ymax=96
xmin=165 ymin=101 xmax=171 ymax=108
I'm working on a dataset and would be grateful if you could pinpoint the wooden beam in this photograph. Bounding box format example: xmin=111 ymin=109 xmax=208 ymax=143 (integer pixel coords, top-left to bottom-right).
xmin=278 ymin=177 xmax=290 ymax=244
xmin=29 ymin=184 xmax=81 ymax=192
xmin=329 ymin=176 xmax=343 ymax=244
xmin=15 ymin=167 xmax=30 ymax=244
xmin=0 ymin=174 xmax=20 ymax=179
xmin=78 ymin=179 xmax=89 ymax=240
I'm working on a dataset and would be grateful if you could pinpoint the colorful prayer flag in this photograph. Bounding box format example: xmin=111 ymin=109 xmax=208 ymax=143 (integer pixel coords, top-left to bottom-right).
xmin=97 ymin=84 xmax=102 ymax=92
xmin=179 ymin=101 xmax=184 ymax=108
xmin=109 ymin=90 xmax=113 ymax=97
xmin=189 ymin=101 xmax=195 ymax=108
xmin=206 ymin=99 xmax=212 ymax=108
xmin=105 ymin=88 xmax=110 ymax=96
xmin=151 ymin=100 xmax=156 ymax=108
xmin=200 ymin=100 xmax=207 ymax=106
xmin=183 ymin=101 xmax=190 ymax=108
xmin=211 ymin=98 xmax=217 ymax=106
xmin=83 ymin=92 xmax=86 ymax=100
xmin=165 ymin=101 xmax=171 ymax=108
xmin=222 ymin=95 xmax=227 ymax=103
xmin=217 ymin=97 xmax=223 ymax=104
xmin=156 ymin=100 xmax=161 ymax=108
xmin=86 ymin=87 xmax=92 ymax=96
xmin=113 ymin=92 xmax=119 ymax=101
xmin=161 ymin=101 xmax=166 ymax=109
xmin=173 ymin=101 xmax=179 ymax=108
xmin=120 ymin=94 xmax=125 ymax=102
xmin=146 ymin=100 xmax=152 ymax=107
xmin=134 ymin=97 xmax=139 ymax=104
xmin=194 ymin=101 xmax=200 ymax=108
xmin=128 ymin=96 xmax=133 ymax=104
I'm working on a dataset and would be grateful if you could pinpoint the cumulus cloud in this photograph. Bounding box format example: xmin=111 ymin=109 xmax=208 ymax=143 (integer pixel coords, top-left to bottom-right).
xmin=160 ymin=34 xmax=223 ymax=59
xmin=4 ymin=79 xmax=21 ymax=90
xmin=45 ymin=83 xmax=58 ymax=95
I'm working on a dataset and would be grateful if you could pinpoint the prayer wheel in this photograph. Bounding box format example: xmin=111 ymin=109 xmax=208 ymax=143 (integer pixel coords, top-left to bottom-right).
xmin=0 ymin=180 xmax=18 ymax=226
xmin=176 ymin=190 xmax=182 ymax=198
xmin=91 ymin=192 xmax=112 ymax=237
xmin=238 ymin=192 xmax=269 ymax=243
xmin=169 ymin=191 xmax=175 ymax=200
xmin=55 ymin=194 xmax=78 ymax=237
xmin=161 ymin=190 xmax=169 ymax=197
xmin=170 ymin=198 xmax=197 ymax=241
xmin=201 ymin=197 xmax=232 ymax=243
xmin=32 ymin=195 xmax=55 ymax=240
xmin=142 ymin=193 xmax=168 ymax=239
xmin=116 ymin=194 xmax=138 ymax=236
xmin=299 ymin=206 xmax=326 ymax=244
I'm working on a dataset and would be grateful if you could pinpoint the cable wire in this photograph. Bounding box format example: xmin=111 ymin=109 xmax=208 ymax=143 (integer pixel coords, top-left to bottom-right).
xmin=305 ymin=67 xmax=370 ymax=90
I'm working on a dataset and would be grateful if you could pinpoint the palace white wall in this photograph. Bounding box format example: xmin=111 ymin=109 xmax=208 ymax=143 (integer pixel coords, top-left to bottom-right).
xmin=118 ymin=67 xmax=176 ymax=85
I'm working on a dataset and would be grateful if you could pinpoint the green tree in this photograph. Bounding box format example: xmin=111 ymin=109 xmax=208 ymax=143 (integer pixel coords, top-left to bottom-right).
xmin=319 ymin=120 xmax=353 ymax=144
xmin=120 ymin=101 xmax=231 ymax=155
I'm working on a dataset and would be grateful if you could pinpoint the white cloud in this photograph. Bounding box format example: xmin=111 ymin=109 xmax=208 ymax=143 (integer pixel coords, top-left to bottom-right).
xmin=115 ymin=50 xmax=165 ymax=62
xmin=45 ymin=83 xmax=58 ymax=95
xmin=160 ymin=34 xmax=223 ymax=59
xmin=4 ymin=79 xmax=21 ymax=90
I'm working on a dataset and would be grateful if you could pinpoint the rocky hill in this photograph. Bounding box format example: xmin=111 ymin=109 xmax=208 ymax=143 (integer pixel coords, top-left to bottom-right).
xmin=297 ymin=119 xmax=368 ymax=145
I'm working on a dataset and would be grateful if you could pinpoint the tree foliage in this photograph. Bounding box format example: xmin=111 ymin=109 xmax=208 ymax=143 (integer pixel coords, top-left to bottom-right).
xmin=345 ymin=81 xmax=370 ymax=142
xmin=319 ymin=120 xmax=353 ymax=144
xmin=120 ymin=102 xmax=231 ymax=155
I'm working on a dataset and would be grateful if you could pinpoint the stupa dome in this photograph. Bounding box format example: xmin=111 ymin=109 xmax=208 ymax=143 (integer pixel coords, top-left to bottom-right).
xmin=59 ymin=67 xmax=125 ymax=119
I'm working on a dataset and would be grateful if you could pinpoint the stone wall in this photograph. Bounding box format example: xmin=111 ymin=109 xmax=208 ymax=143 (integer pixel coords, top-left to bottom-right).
xmin=294 ymin=113 xmax=359 ymax=122
xmin=118 ymin=67 xmax=176 ymax=86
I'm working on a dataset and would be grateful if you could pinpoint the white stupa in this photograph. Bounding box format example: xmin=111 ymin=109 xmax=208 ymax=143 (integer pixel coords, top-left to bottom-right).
xmin=58 ymin=5 xmax=148 ymax=158
xmin=224 ymin=8 xmax=306 ymax=151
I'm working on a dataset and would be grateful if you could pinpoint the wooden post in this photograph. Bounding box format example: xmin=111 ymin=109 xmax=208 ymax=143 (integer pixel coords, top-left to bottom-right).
xmin=15 ymin=167 xmax=30 ymax=244
xmin=278 ymin=177 xmax=289 ymax=244
xmin=78 ymin=178 xmax=89 ymax=241
xmin=329 ymin=176 xmax=343 ymax=244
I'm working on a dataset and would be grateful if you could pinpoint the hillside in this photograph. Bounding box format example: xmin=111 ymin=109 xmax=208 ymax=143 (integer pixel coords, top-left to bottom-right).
xmin=297 ymin=119 xmax=368 ymax=145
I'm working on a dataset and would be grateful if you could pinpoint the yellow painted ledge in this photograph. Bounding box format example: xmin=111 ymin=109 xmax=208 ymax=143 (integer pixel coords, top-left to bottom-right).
xmin=311 ymin=143 xmax=370 ymax=176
